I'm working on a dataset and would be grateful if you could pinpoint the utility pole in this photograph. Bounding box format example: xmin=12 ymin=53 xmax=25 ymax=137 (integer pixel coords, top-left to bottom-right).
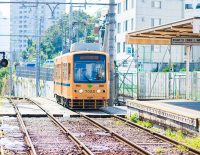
xmin=9 ymin=40 xmax=13 ymax=96
xmin=68 ymin=0 xmax=73 ymax=51
xmin=169 ymin=45 xmax=172 ymax=98
xmin=36 ymin=3 xmax=42 ymax=97
xmin=109 ymin=0 xmax=116 ymax=106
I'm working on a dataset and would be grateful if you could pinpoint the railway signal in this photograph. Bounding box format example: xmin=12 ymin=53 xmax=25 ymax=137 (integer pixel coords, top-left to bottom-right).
xmin=0 ymin=59 xmax=8 ymax=67
xmin=0 ymin=52 xmax=8 ymax=68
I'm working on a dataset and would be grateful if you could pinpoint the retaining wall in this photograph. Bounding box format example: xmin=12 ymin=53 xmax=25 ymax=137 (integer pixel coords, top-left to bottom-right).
xmin=13 ymin=77 xmax=54 ymax=97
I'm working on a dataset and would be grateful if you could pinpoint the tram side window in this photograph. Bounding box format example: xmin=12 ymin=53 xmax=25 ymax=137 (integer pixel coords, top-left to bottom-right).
xmin=54 ymin=65 xmax=56 ymax=79
xmin=63 ymin=63 xmax=67 ymax=80
xmin=68 ymin=63 xmax=71 ymax=80
xmin=56 ymin=65 xmax=61 ymax=80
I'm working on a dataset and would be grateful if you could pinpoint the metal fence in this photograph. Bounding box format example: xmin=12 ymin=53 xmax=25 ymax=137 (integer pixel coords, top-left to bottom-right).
xmin=118 ymin=73 xmax=137 ymax=101
xmin=16 ymin=66 xmax=53 ymax=81
xmin=118 ymin=71 xmax=200 ymax=101
xmin=191 ymin=72 xmax=200 ymax=101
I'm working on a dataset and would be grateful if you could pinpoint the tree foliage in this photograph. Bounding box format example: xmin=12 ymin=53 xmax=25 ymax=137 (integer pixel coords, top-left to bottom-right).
xmin=22 ymin=11 xmax=99 ymax=62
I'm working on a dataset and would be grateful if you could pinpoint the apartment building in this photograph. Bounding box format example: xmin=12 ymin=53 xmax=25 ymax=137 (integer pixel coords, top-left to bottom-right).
xmin=10 ymin=0 xmax=65 ymax=61
xmin=184 ymin=0 xmax=200 ymax=63
xmin=116 ymin=0 xmax=185 ymax=71
xmin=0 ymin=11 xmax=10 ymax=53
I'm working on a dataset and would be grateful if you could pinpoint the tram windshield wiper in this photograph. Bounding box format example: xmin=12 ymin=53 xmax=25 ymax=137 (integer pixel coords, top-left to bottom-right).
xmin=83 ymin=74 xmax=92 ymax=83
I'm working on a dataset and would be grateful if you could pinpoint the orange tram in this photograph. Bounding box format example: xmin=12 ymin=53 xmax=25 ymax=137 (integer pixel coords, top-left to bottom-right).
xmin=54 ymin=44 xmax=110 ymax=109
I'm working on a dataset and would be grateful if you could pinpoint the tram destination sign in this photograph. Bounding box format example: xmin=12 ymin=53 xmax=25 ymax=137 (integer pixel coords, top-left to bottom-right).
xmin=171 ymin=37 xmax=200 ymax=45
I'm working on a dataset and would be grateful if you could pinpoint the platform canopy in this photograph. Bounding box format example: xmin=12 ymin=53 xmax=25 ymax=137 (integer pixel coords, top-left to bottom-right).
xmin=126 ymin=17 xmax=200 ymax=45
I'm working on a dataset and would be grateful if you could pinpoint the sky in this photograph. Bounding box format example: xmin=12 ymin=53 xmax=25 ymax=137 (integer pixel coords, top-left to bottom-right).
xmin=0 ymin=0 xmax=108 ymax=18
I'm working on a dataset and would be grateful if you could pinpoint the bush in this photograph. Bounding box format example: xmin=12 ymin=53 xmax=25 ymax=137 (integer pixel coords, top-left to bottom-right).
xmin=180 ymin=68 xmax=186 ymax=72
xmin=130 ymin=113 xmax=139 ymax=123
xmin=162 ymin=67 xmax=169 ymax=72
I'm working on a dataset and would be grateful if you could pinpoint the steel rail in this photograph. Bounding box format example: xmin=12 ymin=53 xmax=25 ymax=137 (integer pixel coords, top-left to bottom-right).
xmin=0 ymin=125 xmax=4 ymax=155
xmin=112 ymin=115 xmax=200 ymax=155
xmin=8 ymin=98 xmax=37 ymax=155
xmin=79 ymin=114 xmax=152 ymax=155
xmin=26 ymin=98 xmax=93 ymax=155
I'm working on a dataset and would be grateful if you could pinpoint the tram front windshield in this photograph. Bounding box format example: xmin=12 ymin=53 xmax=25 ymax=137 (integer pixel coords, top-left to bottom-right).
xmin=74 ymin=54 xmax=106 ymax=83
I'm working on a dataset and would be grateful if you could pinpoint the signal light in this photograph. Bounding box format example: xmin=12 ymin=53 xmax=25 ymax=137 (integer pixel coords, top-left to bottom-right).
xmin=0 ymin=59 xmax=8 ymax=67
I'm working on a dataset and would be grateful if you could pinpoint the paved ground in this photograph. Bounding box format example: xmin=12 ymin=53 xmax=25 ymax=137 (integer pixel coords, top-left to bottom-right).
xmin=0 ymin=98 xmax=15 ymax=115
xmin=30 ymin=97 xmax=77 ymax=117
xmin=127 ymin=99 xmax=200 ymax=119
xmin=162 ymin=100 xmax=200 ymax=111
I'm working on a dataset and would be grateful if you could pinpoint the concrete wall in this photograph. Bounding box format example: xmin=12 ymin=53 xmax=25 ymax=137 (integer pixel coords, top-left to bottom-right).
xmin=13 ymin=77 xmax=54 ymax=97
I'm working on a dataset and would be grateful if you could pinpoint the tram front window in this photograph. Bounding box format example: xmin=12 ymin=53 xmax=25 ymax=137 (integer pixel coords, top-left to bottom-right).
xmin=74 ymin=54 xmax=106 ymax=83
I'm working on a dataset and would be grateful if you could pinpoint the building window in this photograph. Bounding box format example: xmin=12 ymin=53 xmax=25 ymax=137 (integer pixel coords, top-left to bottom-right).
xmin=141 ymin=17 xmax=145 ymax=22
xmin=123 ymin=0 xmax=128 ymax=11
xmin=185 ymin=4 xmax=193 ymax=9
xmin=152 ymin=1 xmax=161 ymax=8
xmin=123 ymin=42 xmax=126 ymax=53
xmin=131 ymin=18 xmax=134 ymax=30
xmin=196 ymin=3 xmax=200 ymax=9
xmin=118 ymin=3 xmax=121 ymax=14
xmin=125 ymin=0 xmax=128 ymax=10
xmin=151 ymin=18 xmax=161 ymax=27
xmin=124 ymin=20 xmax=128 ymax=32
xmin=117 ymin=23 xmax=121 ymax=33
xmin=131 ymin=0 xmax=134 ymax=8
xmin=117 ymin=42 xmax=121 ymax=53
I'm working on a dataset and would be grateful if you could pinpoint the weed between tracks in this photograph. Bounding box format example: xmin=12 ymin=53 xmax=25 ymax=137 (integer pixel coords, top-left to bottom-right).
xmin=129 ymin=113 xmax=200 ymax=151
xmin=129 ymin=113 xmax=153 ymax=128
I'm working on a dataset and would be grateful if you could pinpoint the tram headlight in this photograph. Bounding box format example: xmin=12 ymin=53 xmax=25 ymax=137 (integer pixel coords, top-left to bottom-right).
xmin=97 ymin=89 xmax=101 ymax=93
xmin=79 ymin=89 xmax=84 ymax=93
xmin=102 ymin=90 xmax=106 ymax=93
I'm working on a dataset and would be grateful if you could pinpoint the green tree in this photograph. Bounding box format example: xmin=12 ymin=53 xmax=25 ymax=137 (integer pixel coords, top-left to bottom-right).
xmin=22 ymin=11 xmax=100 ymax=62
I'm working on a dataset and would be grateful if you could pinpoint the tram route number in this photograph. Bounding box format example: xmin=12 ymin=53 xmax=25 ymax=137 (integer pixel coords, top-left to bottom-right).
xmin=85 ymin=90 xmax=95 ymax=93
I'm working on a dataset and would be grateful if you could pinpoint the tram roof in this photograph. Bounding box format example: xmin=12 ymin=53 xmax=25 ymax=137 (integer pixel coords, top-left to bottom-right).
xmin=126 ymin=17 xmax=200 ymax=45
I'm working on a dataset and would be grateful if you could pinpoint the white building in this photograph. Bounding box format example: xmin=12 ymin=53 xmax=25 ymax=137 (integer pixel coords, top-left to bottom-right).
xmin=0 ymin=11 xmax=10 ymax=55
xmin=184 ymin=0 xmax=200 ymax=18
xmin=10 ymin=0 xmax=66 ymax=61
xmin=184 ymin=0 xmax=200 ymax=63
xmin=115 ymin=0 xmax=185 ymax=71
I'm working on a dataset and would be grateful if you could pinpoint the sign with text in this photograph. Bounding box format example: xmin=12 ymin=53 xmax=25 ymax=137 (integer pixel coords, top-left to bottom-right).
xmin=171 ymin=38 xmax=200 ymax=45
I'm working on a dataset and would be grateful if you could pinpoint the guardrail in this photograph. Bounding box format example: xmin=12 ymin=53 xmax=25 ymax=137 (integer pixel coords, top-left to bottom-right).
xmin=16 ymin=66 xmax=53 ymax=81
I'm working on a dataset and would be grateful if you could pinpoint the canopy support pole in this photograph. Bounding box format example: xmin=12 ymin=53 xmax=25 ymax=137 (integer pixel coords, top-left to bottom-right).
xmin=186 ymin=45 xmax=191 ymax=100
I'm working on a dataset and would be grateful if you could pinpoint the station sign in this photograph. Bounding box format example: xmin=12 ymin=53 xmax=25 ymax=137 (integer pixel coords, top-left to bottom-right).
xmin=171 ymin=37 xmax=200 ymax=45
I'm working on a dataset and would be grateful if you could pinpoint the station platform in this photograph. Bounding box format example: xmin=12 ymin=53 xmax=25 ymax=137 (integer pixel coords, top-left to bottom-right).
xmin=30 ymin=97 xmax=77 ymax=117
xmin=126 ymin=99 xmax=200 ymax=133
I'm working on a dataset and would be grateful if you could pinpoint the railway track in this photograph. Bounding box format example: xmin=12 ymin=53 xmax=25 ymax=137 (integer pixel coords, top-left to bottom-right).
xmin=0 ymin=98 xmax=31 ymax=155
xmin=41 ymin=97 xmax=200 ymax=155
xmin=94 ymin=115 xmax=200 ymax=155
xmin=4 ymin=97 xmax=200 ymax=154
xmin=27 ymin=98 xmax=150 ymax=155
xmin=6 ymin=98 xmax=91 ymax=155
